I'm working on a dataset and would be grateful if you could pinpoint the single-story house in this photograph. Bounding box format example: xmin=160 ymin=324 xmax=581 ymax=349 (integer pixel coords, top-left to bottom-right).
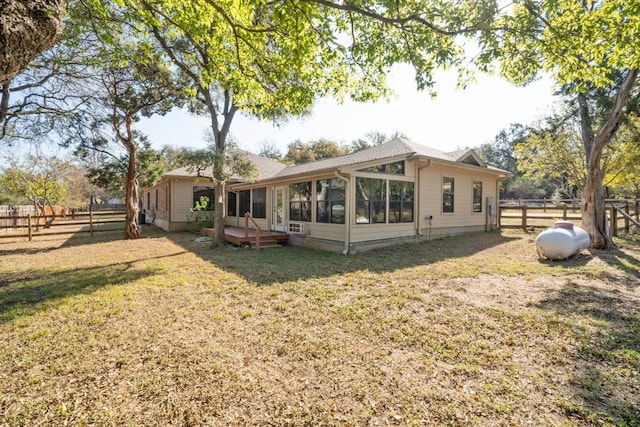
xmin=142 ymin=138 xmax=510 ymax=253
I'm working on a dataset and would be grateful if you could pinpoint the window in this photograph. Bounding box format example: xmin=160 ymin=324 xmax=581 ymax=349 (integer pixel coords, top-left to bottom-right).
xmin=239 ymin=190 xmax=251 ymax=216
xmin=289 ymin=182 xmax=312 ymax=222
xmin=227 ymin=192 xmax=237 ymax=217
xmin=252 ymin=188 xmax=266 ymax=219
xmin=146 ymin=192 xmax=151 ymax=210
xmin=356 ymin=178 xmax=386 ymax=224
xmin=442 ymin=177 xmax=454 ymax=213
xmin=316 ymin=178 xmax=345 ymax=224
xmin=193 ymin=185 xmax=214 ymax=211
xmin=358 ymin=160 xmax=405 ymax=175
xmin=389 ymin=181 xmax=414 ymax=223
xmin=155 ymin=189 xmax=158 ymax=211
xmin=473 ymin=181 xmax=483 ymax=213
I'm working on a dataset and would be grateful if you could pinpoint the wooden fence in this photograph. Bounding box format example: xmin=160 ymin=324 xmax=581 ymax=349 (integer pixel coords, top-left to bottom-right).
xmin=499 ymin=199 xmax=640 ymax=236
xmin=0 ymin=211 xmax=126 ymax=241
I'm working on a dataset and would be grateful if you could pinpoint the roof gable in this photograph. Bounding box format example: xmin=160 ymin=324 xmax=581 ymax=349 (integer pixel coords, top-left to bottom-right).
xmin=446 ymin=149 xmax=486 ymax=167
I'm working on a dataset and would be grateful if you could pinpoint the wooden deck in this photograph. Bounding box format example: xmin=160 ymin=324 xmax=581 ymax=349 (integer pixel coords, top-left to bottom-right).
xmin=203 ymin=227 xmax=289 ymax=249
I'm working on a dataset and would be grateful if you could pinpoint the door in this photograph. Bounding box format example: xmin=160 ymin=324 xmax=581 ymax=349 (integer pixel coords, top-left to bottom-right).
xmin=272 ymin=186 xmax=286 ymax=232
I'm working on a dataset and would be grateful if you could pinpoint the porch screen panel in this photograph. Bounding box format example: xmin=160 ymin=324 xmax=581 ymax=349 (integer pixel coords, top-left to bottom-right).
xmin=316 ymin=178 xmax=345 ymax=224
xmin=239 ymin=190 xmax=251 ymax=216
xmin=252 ymin=188 xmax=266 ymax=218
xmin=389 ymin=181 xmax=414 ymax=223
xmin=227 ymin=192 xmax=237 ymax=217
xmin=289 ymin=182 xmax=311 ymax=222
xmin=355 ymin=177 xmax=386 ymax=224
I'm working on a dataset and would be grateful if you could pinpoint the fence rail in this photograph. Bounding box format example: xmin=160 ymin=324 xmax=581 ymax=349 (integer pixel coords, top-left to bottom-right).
xmin=0 ymin=211 xmax=126 ymax=240
xmin=499 ymin=199 xmax=640 ymax=236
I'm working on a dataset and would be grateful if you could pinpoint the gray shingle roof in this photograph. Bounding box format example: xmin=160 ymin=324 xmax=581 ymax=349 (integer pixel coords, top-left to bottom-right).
xmin=272 ymin=137 xmax=458 ymax=179
xmin=162 ymin=138 xmax=509 ymax=184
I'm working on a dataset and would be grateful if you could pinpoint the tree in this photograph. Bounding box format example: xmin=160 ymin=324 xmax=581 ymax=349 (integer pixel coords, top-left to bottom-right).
xmin=0 ymin=0 xmax=65 ymax=84
xmin=258 ymin=142 xmax=283 ymax=161
xmin=284 ymin=139 xmax=346 ymax=165
xmin=127 ymin=0 xmax=501 ymax=245
xmin=488 ymin=0 xmax=640 ymax=248
xmin=349 ymin=130 xmax=408 ymax=153
xmin=0 ymin=154 xmax=73 ymax=223
xmin=82 ymin=45 xmax=182 ymax=239
xmin=1 ymin=1 xmax=97 ymax=144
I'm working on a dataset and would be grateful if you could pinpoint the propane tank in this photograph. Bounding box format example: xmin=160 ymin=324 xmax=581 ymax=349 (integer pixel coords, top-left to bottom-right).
xmin=535 ymin=221 xmax=591 ymax=260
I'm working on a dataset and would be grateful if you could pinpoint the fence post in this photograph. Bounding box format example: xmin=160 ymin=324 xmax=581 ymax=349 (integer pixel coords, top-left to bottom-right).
xmin=635 ymin=199 xmax=639 ymax=223
xmin=90 ymin=210 xmax=94 ymax=237
xmin=625 ymin=201 xmax=630 ymax=233
xmin=563 ymin=204 xmax=567 ymax=220
xmin=521 ymin=206 xmax=528 ymax=230
xmin=28 ymin=214 xmax=32 ymax=241
xmin=610 ymin=206 xmax=618 ymax=237
xmin=543 ymin=198 xmax=547 ymax=212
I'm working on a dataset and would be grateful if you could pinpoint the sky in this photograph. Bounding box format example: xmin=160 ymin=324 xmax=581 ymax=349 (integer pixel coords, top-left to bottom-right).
xmin=137 ymin=64 xmax=557 ymax=155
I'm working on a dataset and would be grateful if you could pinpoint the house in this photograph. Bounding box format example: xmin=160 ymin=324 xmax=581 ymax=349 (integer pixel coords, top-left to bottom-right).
xmin=142 ymin=138 xmax=510 ymax=253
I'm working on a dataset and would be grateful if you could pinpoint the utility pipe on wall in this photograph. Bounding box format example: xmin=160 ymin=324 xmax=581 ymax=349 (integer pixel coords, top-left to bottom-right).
xmin=334 ymin=170 xmax=351 ymax=255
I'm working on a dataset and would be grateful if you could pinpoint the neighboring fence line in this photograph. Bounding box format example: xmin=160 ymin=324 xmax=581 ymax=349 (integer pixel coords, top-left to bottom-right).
xmin=0 ymin=211 xmax=126 ymax=241
xmin=499 ymin=199 xmax=640 ymax=236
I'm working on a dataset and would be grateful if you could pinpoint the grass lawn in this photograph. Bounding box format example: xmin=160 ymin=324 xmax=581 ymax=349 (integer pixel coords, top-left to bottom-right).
xmin=1 ymin=227 xmax=639 ymax=426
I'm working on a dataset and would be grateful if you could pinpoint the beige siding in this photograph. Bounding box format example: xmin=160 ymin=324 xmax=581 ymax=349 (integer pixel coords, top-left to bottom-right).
xmin=297 ymin=223 xmax=345 ymax=241
xmin=171 ymin=179 xmax=195 ymax=223
xmin=351 ymin=223 xmax=416 ymax=243
xmin=418 ymin=164 xmax=498 ymax=231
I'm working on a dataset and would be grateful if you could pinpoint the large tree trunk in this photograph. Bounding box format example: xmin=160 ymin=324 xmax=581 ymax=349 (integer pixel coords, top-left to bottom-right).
xmin=577 ymin=69 xmax=638 ymax=249
xmin=580 ymin=152 xmax=612 ymax=249
xmin=124 ymin=141 xmax=141 ymax=239
xmin=0 ymin=0 xmax=65 ymax=84
xmin=213 ymin=180 xmax=226 ymax=246
xmin=124 ymin=153 xmax=141 ymax=239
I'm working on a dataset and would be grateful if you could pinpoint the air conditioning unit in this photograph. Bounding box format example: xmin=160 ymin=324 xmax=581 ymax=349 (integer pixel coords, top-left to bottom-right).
xmin=288 ymin=223 xmax=304 ymax=234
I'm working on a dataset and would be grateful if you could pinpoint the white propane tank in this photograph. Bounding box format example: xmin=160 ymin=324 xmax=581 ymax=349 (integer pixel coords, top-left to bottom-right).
xmin=535 ymin=221 xmax=591 ymax=260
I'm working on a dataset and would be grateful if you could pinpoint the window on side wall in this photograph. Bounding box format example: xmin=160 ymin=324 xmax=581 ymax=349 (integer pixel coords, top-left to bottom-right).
xmin=389 ymin=181 xmax=414 ymax=223
xmin=355 ymin=177 xmax=386 ymax=224
xmin=252 ymin=188 xmax=266 ymax=219
xmin=473 ymin=181 xmax=483 ymax=213
xmin=193 ymin=185 xmax=214 ymax=211
xmin=289 ymin=182 xmax=311 ymax=222
xmin=442 ymin=177 xmax=454 ymax=213
xmin=227 ymin=192 xmax=237 ymax=217
xmin=239 ymin=190 xmax=251 ymax=216
xmin=316 ymin=178 xmax=345 ymax=224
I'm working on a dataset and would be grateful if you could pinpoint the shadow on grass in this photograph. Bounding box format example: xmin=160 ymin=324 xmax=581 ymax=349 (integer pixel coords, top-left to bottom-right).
xmin=536 ymin=282 xmax=640 ymax=425
xmin=166 ymin=230 xmax=520 ymax=286
xmin=0 ymin=256 xmax=167 ymax=324
xmin=0 ymin=229 xmax=128 ymax=257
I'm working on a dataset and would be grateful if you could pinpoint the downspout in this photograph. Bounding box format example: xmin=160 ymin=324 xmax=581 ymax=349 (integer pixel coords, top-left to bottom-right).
xmin=334 ymin=170 xmax=351 ymax=255
xmin=415 ymin=159 xmax=432 ymax=237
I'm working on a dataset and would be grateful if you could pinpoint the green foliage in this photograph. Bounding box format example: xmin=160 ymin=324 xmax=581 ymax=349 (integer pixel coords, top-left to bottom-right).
xmin=284 ymin=139 xmax=347 ymax=165
xmin=181 ymin=143 xmax=258 ymax=186
xmin=193 ymin=196 xmax=210 ymax=212
xmin=0 ymin=154 xmax=74 ymax=213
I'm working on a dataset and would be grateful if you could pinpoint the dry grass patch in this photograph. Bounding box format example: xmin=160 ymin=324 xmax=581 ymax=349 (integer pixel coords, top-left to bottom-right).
xmin=0 ymin=228 xmax=639 ymax=426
